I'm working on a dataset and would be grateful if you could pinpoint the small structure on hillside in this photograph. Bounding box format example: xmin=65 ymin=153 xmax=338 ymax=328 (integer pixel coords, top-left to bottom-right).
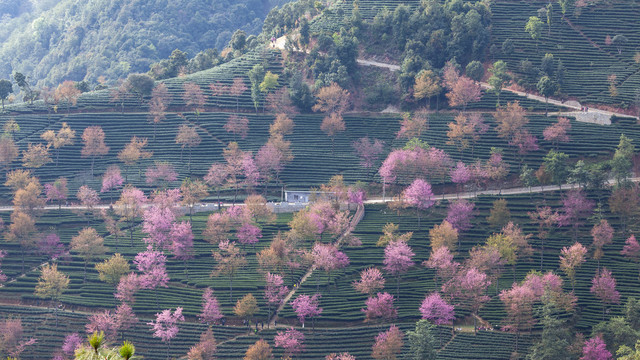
xmin=284 ymin=190 xmax=335 ymax=203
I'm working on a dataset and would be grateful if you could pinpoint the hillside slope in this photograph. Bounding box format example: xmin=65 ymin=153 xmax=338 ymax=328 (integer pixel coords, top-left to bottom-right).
xmin=0 ymin=0 xmax=290 ymax=87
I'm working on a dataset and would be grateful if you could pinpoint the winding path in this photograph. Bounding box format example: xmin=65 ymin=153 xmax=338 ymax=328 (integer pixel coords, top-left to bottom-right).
xmin=267 ymin=204 xmax=365 ymax=328
xmin=273 ymin=34 xmax=637 ymax=122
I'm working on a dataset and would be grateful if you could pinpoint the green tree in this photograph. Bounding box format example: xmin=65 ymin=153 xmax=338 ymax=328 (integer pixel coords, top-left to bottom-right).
xmin=34 ymin=263 xmax=69 ymax=328
xmin=537 ymin=76 xmax=557 ymax=116
xmin=465 ymin=61 xmax=484 ymax=82
xmin=543 ymin=150 xmax=569 ymax=189
xmin=413 ymin=69 xmax=441 ymax=110
xmin=259 ymin=71 xmax=279 ymax=112
xmin=541 ymin=53 xmax=555 ymax=77
xmin=169 ymin=49 xmax=189 ymax=76
xmin=248 ymin=64 xmax=266 ymax=112
xmin=406 ymin=320 xmax=437 ymax=360
xmin=613 ymin=34 xmax=629 ymax=55
xmin=525 ymin=16 xmax=544 ymax=53
xmin=95 ymin=253 xmax=130 ymax=289
xmin=125 ymin=73 xmax=155 ymax=106
xmin=618 ymin=341 xmax=640 ymax=360
xmin=230 ymin=30 xmax=247 ymax=51
xmin=13 ymin=72 xmax=36 ymax=104
xmin=299 ymin=18 xmax=310 ymax=47
xmin=626 ymin=297 xmax=640 ymax=330
xmin=71 ymin=227 xmax=107 ymax=282
xmin=568 ymin=160 xmax=590 ymax=188
xmin=0 ymin=79 xmax=12 ymax=110
xmin=612 ymin=134 xmax=634 ymax=185
xmin=592 ymin=316 xmax=638 ymax=354
xmin=488 ymin=60 xmax=510 ymax=106
xmin=487 ymin=199 xmax=511 ymax=228
xmin=526 ymin=302 xmax=575 ymax=360
xmin=520 ymin=164 xmax=537 ymax=192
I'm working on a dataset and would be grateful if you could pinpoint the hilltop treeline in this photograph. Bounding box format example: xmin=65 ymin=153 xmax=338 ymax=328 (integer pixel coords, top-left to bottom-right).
xmin=0 ymin=0 xmax=292 ymax=88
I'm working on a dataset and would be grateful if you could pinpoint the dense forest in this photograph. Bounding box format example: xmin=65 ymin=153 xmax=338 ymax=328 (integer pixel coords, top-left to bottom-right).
xmin=0 ymin=0 xmax=291 ymax=87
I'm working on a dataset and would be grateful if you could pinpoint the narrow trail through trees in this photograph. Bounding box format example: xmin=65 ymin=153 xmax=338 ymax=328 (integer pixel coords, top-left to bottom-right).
xmin=275 ymin=34 xmax=637 ymax=121
xmin=267 ymin=204 xmax=364 ymax=328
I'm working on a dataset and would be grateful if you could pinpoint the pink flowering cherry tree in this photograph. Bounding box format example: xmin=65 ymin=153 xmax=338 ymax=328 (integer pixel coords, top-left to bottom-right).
xmin=115 ymin=272 xmax=141 ymax=305
xmin=237 ymin=222 xmax=262 ymax=251
xmin=275 ymin=327 xmax=305 ymax=358
xmin=442 ymin=267 xmax=490 ymax=333
xmin=591 ymin=268 xmax=620 ymax=320
xmin=425 ymin=247 xmax=460 ymax=286
xmin=450 ymin=161 xmax=471 ymax=195
xmin=352 ymin=137 xmax=385 ymax=170
xmin=61 ymin=333 xmax=82 ymax=357
xmin=199 ymin=288 xmax=224 ymax=326
xmin=581 ymin=335 xmax=612 ymax=360
xmin=291 ymin=293 xmax=323 ymax=329
xmin=446 ymin=199 xmax=474 ymax=249
xmin=362 ymin=292 xmax=397 ymax=324
xmin=353 ymin=267 xmax=385 ymax=297
xmin=591 ymin=219 xmax=614 ymax=270
xmin=134 ymin=246 xmax=169 ymax=310
xmin=622 ymin=234 xmax=640 ymax=279
xmin=402 ymin=178 xmax=435 ymax=229
xmin=148 ymin=307 xmax=184 ymax=359
xmin=312 ymin=243 xmax=350 ymax=288
xmin=419 ymin=292 xmax=454 ymax=345
xmin=264 ymin=272 xmax=288 ymax=325
xmin=169 ymin=221 xmax=194 ymax=279
xmin=371 ymin=325 xmax=404 ymax=360
xmin=101 ymin=165 xmax=124 ymax=200
xmin=384 ymin=240 xmax=415 ymax=298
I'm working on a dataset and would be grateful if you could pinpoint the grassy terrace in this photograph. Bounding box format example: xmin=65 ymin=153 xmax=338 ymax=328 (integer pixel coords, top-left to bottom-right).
xmin=0 ymin=95 xmax=635 ymax=202
xmin=491 ymin=0 xmax=640 ymax=107
xmin=277 ymin=188 xmax=639 ymax=333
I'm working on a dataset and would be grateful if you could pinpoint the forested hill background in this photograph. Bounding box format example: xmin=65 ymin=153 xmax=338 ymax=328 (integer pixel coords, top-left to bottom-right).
xmin=0 ymin=0 xmax=291 ymax=87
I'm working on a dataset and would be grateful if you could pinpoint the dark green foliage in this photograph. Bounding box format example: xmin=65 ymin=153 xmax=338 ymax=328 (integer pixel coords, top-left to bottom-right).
xmin=0 ymin=0 xmax=292 ymax=86
xmin=262 ymin=0 xmax=316 ymax=38
xmin=466 ymin=60 xmax=484 ymax=82
xmin=611 ymin=134 xmax=635 ymax=185
xmin=537 ymin=75 xmax=557 ymax=115
xmin=502 ymin=38 xmax=515 ymax=56
xmin=592 ymin=317 xmax=639 ymax=354
xmin=543 ymin=150 xmax=569 ymax=188
xmin=526 ymin=304 xmax=576 ymax=360
xmin=231 ymin=30 xmax=248 ymax=52
xmin=0 ymin=79 xmax=12 ymax=110
xmin=288 ymin=72 xmax=314 ymax=112
xmin=248 ymin=63 xmax=266 ymax=111
xmin=75 ymin=81 xmax=91 ymax=93
xmin=406 ymin=320 xmax=438 ymax=360
xmin=125 ymin=73 xmax=155 ymax=104
xmin=540 ymin=53 xmax=555 ymax=77
xmin=626 ymin=298 xmax=640 ymax=330
xmin=13 ymin=71 xmax=36 ymax=104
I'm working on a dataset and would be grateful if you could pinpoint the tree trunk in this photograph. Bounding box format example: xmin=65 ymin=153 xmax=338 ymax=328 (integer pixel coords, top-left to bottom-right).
xmin=184 ymin=259 xmax=189 ymax=281
xmin=129 ymin=219 xmax=134 ymax=246
xmin=540 ymin=239 xmax=544 ymax=270
xmin=545 ymin=97 xmax=549 ymax=116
